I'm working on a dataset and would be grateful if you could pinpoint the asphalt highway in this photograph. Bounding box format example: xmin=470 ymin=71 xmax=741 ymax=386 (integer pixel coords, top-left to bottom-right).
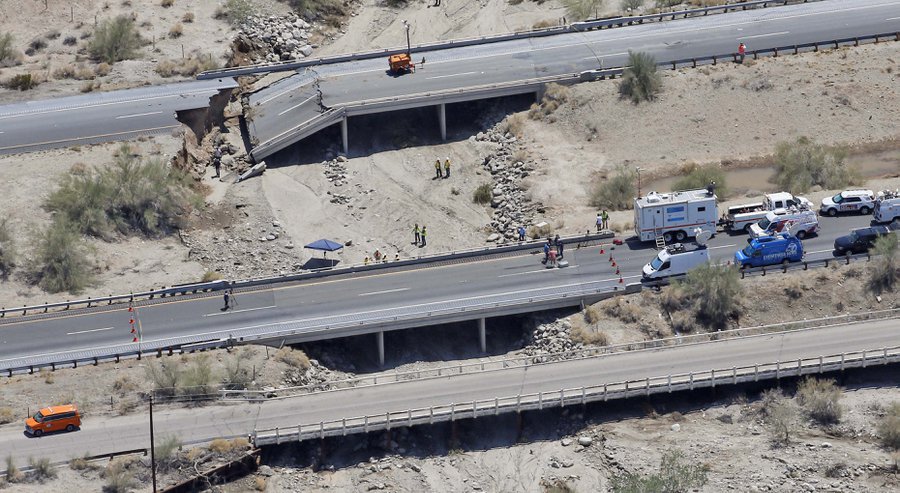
xmin=247 ymin=0 xmax=900 ymax=157
xmin=0 ymin=319 xmax=894 ymax=464
xmin=0 ymin=212 xmax=873 ymax=367
xmin=0 ymin=79 xmax=237 ymax=155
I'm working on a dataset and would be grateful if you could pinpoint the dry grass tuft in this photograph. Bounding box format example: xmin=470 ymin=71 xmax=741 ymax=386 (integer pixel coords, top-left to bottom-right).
xmin=155 ymin=54 xmax=220 ymax=77
xmin=572 ymin=325 xmax=609 ymax=346
xmin=275 ymin=347 xmax=310 ymax=369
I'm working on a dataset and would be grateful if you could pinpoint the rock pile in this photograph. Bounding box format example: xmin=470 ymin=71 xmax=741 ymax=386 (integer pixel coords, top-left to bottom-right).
xmin=324 ymin=154 xmax=349 ymax=187
xmin=521 ymin=318 xmax=583 ymax=359
xmin=282 ymin=359 xmax=341 ymax=390
xmin=236 ymin=14 xmax=316 ymax=63
xmin=474 ymin=128 xmax=542 ymax=242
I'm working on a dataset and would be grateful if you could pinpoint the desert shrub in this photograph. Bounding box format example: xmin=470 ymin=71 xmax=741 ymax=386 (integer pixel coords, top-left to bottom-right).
xmin=202 ymin=270 xmax=223 ymax=282
xmin=69 ymin=453 xmax=94 ymax=471
xmin=154 ymin=435 xmax=182 ymax=470
xmin=589 ymin=164 xmax=636 ymax=210
xmin=116 ymin=397 xmax=139 ymax=415
xmin=63 ymin=35 xmax=78 ymax=46
xmin=0 ymin=32 xmax=23 ymax=67
xmin=655 ymin=0 xmax=682 ymax=6
xmin=543 ymin=479 xmax=575 ymax=493
xmin=0 ymin=407 xmax=15 ymax=424
xmin=472 ymin=184 xmax=493 ymax=205
xmin=4 ymin=73 xmax=39 ymax=90
xmin=168 ymin=22 xmax=184 ymax=38
xmin=223 ymin=353 xmax=252 ymax=391
xmin=180 ymin=355 xmax=215 ymax=399
xmin=797 ymin=377 xmax=842 ymax=425
xmin=0 ymin=218 xmax=16 ymax=278
xmin=161 ymin=0 xmax=175 ymax=6
xmin=95 ymin=62 xmax=112 ymax=76
xmin=772 ymin=137 xmax=859 ymax=193
xmin=825 ymin=462 xmax=848 ymax=478
xmin=501 ymin=113 xmax=526 ymax=136
xmin=45 ymin=145 xmax=202 ymax=239
xmin=878 ymin=402 xmax=900 ymax=450
xmin=533 ymin=19 xmax=556 ymax=29
xmin=275 ymin=347 xmax=310 ymax=369
xmin=102 ymin=459 xmax=134 ymax=493
xmin=611 ymin=449 xmax=708 ymax=493
xmin=676 ymin=263 xmax=742 ymax=330
xmin=182 ymin=12 xmax=195 ymax=23
xmin=28 ymin=457 xmax=56 ymax=482
xmin=53 ymin=63 xmax=96 ymax=80
xmin=602 ymin=297 xmax=641 ymax=323
xmin=868 ymin=233 xmax=898 ymax=293
xmin=619 ymin=51 xmax=661 ymax=103
xmin=146 ymin=360 xmax=181 ymax=397
xmin=28 ymin=217 xmax=94 ymax=293
xmin=5 ymin=455 xmax=23 ymax=483
xmin=621 ymin=0 xmax=644 ymax=10
xmin=529 ymin=83 xmax=570 ymax=120
xmin=672 ymin=163 xmax=728 ymax=199
xmin=89 ymin=16 xmax=143 ymax=64
xmin=155 ymin=54 xmax=220 ymax=77
xmin=220 ymin=0 xmax=258 ymax=26
xmin=782 ymin=277 xmax=805 ymax=299
xmin=254 ymin=476 xmax=267 ymax=491
xmin=81 ymin=81 xmax=101 ymax=93
xmin=112 ymin=375 xmax=135 ymax=393
xmin=583 ymin=305 xmax=600 ymax=324
xmin=760 ymin=388 xmax=797 ymax=445
xmin=29 ymin=38 xmax=48 ymax=53
xmin=562 ymin=0 xmax=604 ymax=21
xmin=571 ymin=325 xmax=609 ymax=346
xmin=208 ymin=438 xmax=241 ymax=454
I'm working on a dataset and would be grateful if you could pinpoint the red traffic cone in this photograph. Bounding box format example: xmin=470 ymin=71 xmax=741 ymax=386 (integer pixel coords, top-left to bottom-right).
xmin=131 ymin=327 xmax=136 ymax=334
xmin=612 ymin=260 xmax=617 ymax=267
xmin=618 ymin=276 xmax=624 ymax=284
xmin=128 ymin=306 xmax=133 ymax=312
xmin=608 ymin=253 xmax=613 ymax=262
xmin=616 ymin=267 xmax=620 ymax=275
xmin=599 ymin=245 xmax=605 ymax=254
xmin=129 ymin=318 xmax=134 ymax=325
xmin=132 ymin=337 xmax=138 ymax=342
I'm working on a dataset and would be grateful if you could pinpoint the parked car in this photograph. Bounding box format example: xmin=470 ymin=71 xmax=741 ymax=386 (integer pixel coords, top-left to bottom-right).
xmin=820 ymin=189 xmax=875 ymax=216
xmin=25 ymin=404 xmax=81 ymax=437
xmin=833 ymin=225 xmax=897 ymax=254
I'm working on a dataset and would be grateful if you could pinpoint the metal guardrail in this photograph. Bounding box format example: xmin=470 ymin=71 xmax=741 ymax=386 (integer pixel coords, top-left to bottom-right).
xmin=0 ymin=232 xmax=612 ymax=320
xmin=198 ymin=0 xmax=811 ymax=80
xmin=220 ymin=308 xmax=900 ymax=401
xmin=251 ymin=344 xmax=900 ymax=446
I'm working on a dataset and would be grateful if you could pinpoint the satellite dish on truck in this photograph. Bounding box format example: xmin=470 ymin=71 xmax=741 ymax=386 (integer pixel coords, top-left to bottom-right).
xmin=694 ymin=228 xmax=712 ymax=246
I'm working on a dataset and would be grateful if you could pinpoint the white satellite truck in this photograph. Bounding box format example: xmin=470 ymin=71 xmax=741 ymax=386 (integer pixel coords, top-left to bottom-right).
xmin=874 ymin=189 xmax=900 ymax=223
xmin=633 ymin=185 xmax=718 ymax=245
xmin=642 ymin=230 xmax=713 ymax=281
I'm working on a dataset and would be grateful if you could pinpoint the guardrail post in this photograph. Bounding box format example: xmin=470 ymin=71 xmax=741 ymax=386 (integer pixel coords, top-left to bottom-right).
xmin=773 ymin=47 xmax=778 ymax=57
xmin=342 ymin=418 xmax=346 ymax=436
xmin=539 ymin=392 xmax=543 ymax=410
xmin=862 ymin=350 xmax=867 ymax=368
xmin=667 ymin=375 xmax=672 ymax=393
xmin=581 ymin=387 xmax=586 ymax=405
xmin=320 ymin=421 xmax=325 ymax=439
xmin=840 ymin=352 xmax=845 ymax=370
xmin=494 ymin=397 xmax=499 ymax=415
xmin=275 ymin=427 xmax=280 ymax=445
xmin=472 ymin=400 xmax=478 ymax=418
xmin=776 ymin=361 xmax=780 ymax=379
xmin=297 ymin=423 xmax=302 ymax=441
xmin=559 ymin=389 xmax=565 ymax=407
xmin=818 ymin=355 xmax=823 ymax=373
xmin=884 ymin=347 xmax=889 ymax=364
xmin=732 ymin=367 xmax=737 ymax=385
xmin=689 ymin=372 xmax=694 ymax=390
xmin=429 ymin=407 xmax=434 ymax=424
xmin=797 ymin=358 xmax=802 ymax=375
xmin=364 ymin=416 xmax=369 ymax=433
xmin=450 ymin=403 xmax=455 ymax=421
xmin=711 ymin=369 xmax=715 ymax=388
xmin=603 ymin=383 xmax=608 ymax=401
xmin=645 ymin=377 xmax=650 ymax=395
xmin=754 ymin=364 xmax=759 ymax=381
xmin=408 ymin=409 xmax=413 ymax=427
xmin=386 ymin=411 xmax=391 ymax=430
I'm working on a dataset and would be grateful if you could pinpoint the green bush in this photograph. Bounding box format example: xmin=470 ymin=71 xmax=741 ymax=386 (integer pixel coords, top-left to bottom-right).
xmin=772 ymin=137 xmax=859 ymax=193
xmin=663 ymin=263 xmax=742 ymax=331
xmin=797 ymin=377 xmax=842 ymax=425
xmin=0 ymin=32 xmax=22 ymax=67
xmin=760 ymin=388 xmax=797 ymax=445
xmin=154 ymin=435 xmax=182 ymax=470
xmin=621 ymin=0 xmax=644 ymax=10
xmin=0 ymin=218 xmax=15 ymax=278
xmin=589 ymin=164 xmax=636 ymax=210
xmin=219 ymin=0 xmax=258 ymax=26
xmin=672 ymin=163 xmax=728 ymax=199
xmin=472 ymin=184 xmax=493 ymax=205
xmin=146 ymin=360 xmax=181 ymax=398
xmin=89 ymin=16 xmax=143 ymax=64
xmin=868 ymin=233 xmax=898 ymax=293
xmin=29 ymin=217 xmax=94 ymax=294
xmin=878 ymin=402 xmax=900 ymax=450
xmin=562 ymin=0 xmax=604 ymax=21
xmin=4 ymin=73 xmax=39 ymax=91
xmin=611 ymin=449 xmax=708 ymax=493
xmin=45 ymin=145 xmax=202 ymax=239
xmin=619 ymin=51 xmax=662 ymax=103
xmin=180 ymin=355 xmax=215 ymax=399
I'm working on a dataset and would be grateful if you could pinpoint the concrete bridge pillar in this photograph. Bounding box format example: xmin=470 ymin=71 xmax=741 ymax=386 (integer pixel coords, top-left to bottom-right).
xmin=376 ymin=330 xmax=385 ymax=367
xmin=478 ymin=317 xmax=486 ymax=353
xmin=341 ymin=116 xmax=349 ymax=155
xmin=437 ymin=103 xmax=447 ymax=141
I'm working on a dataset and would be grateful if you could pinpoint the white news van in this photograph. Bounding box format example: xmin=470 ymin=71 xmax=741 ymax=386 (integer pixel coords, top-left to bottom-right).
xmin=641 ymin=243 xmax=710 ymax=280
xmin=633 ymin=188 xmax=718 ymax=243
xmin=874 ymin=190 xmax=900 ymax=223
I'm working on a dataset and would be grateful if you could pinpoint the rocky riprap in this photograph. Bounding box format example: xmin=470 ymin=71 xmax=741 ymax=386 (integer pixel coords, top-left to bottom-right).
xmin=521 ymin=318 xmax=583 ymax=360
xmin=474 ymin=127 xmax=543 ymax=243
xmin=235 ymin=14 xmax=316 ymax=63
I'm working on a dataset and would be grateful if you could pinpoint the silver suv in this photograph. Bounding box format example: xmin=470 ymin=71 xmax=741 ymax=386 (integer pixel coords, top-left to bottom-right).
xmin=820 ymin=189 xmax=875 ymax=216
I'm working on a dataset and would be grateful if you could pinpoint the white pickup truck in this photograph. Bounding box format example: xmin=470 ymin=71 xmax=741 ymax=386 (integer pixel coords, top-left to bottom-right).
xmin=721 ymin=192 xmax=813 ymax=233
xmin=748 ymin=209 xmax=819 ymax=240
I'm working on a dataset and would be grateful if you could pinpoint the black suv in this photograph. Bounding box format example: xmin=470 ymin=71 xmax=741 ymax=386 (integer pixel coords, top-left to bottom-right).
xmin=833 ymin=226 xmax=894 ymax=254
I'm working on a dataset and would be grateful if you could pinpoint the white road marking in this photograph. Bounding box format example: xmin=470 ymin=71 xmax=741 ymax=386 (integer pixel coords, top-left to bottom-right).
xmin=67 ymin=327 xmax=115 ymax=336
xmin=426 ymin=71 xmax=480 ymax=80
xmin=741 ymin=31 xmax=790 ymax=40
xmin=358 ymin=288 xmax=410 ymax=297
xmin=204 ymin=305 xmax=277 ymax=317
xmin=709 ymin=244 xmax=736 ymax=250
xmin=277 ymin=94 xmax=318 ymax=116
xmin=886 ymin=16 xmax=900 ymax=21
xmin=807 ymin=249 xmax=835 ymax=255
xmin=115 ymin=111 xmax=163 ymax=120
xmin=0 ymin=124 xmax=180 ymax=152
xmin=497 ymin=265 xmax=580 ymax=278
xmin=0 ymin=88 xmax=225 ymax=121
xmin=582 ymin=51 xmax=628 ymax=60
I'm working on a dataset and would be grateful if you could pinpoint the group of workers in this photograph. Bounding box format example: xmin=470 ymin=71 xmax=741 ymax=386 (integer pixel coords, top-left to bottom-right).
xmin=434 ymin=158 xmax=451 ymax=179
xmin=542 ymin=235 xmax=565 ymax=267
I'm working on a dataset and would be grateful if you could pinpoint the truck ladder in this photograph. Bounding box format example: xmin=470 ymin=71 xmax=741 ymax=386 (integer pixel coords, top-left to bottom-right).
xmin=655 ymin=232 xmax=666 ymax=250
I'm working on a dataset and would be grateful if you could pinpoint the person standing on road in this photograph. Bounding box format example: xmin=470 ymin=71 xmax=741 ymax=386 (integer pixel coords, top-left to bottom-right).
xmin=548 ymin=247 xmax=558 ymax=268
xmin=738 ymin=42 xmax=746 ymax=63
xmin=444 ymin=158 xmax=451 ymax=178
xmin=420 ymin=225 xmax=427 ymax=247
xmin=601 ymin=209 xmax=609 ymax=230
xmin=435 ymin=159 xmax=442 ymax=179
xmin=555 ymin=234 xmax=563 ymax=258
xmin=542 ymin=241 xmax=550 ymax=264
xmin=517 ymin=225 xmax=526 ymax=241
xmin=222 ymin=289 xmax=230 ymax=311
xmin=596 ymin=213 xmax=602 ymax=233
xmin=413 ymin=223 xmax=421 ymax=245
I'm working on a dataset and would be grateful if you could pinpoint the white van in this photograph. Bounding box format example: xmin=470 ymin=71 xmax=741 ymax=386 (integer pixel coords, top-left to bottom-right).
xmin=748 ymin=209 xmax=819 ymax=239
xmin=642 ymin=243 xmax=710 ymax=281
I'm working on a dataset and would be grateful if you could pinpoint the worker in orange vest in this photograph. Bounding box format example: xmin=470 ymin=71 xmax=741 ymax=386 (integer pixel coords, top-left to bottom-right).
xmin=738 ymin=42 xmax=746 ymax=63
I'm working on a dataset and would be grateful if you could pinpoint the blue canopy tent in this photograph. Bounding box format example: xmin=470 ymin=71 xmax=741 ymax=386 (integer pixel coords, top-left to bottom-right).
xmin=304 ymin=239 xmax=344 ymax=259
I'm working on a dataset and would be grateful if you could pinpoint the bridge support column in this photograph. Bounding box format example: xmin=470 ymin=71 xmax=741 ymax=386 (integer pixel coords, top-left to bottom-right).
xmin=437 ymin=103 xmax=447 ymax=141
xmin=478 ymin=318 xmax=486 ymax=353
xmin=376 ymin=330 xmax=385 ymax=367
xmin=341 ymin=116 xmax=349 ymax=155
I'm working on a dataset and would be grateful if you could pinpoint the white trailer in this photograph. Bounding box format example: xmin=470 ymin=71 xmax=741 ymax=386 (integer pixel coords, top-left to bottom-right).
xmin=633 ymin=188 xmax=718 ymax=243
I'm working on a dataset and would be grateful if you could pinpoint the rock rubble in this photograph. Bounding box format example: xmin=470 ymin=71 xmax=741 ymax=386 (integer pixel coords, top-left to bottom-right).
xmin=235 ymin=14 xmax=316 ymax=63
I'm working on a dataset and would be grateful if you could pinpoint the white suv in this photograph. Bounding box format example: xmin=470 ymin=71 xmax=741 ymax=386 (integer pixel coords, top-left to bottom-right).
xmin=820 ymin=189 xmax=875 ymax=216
